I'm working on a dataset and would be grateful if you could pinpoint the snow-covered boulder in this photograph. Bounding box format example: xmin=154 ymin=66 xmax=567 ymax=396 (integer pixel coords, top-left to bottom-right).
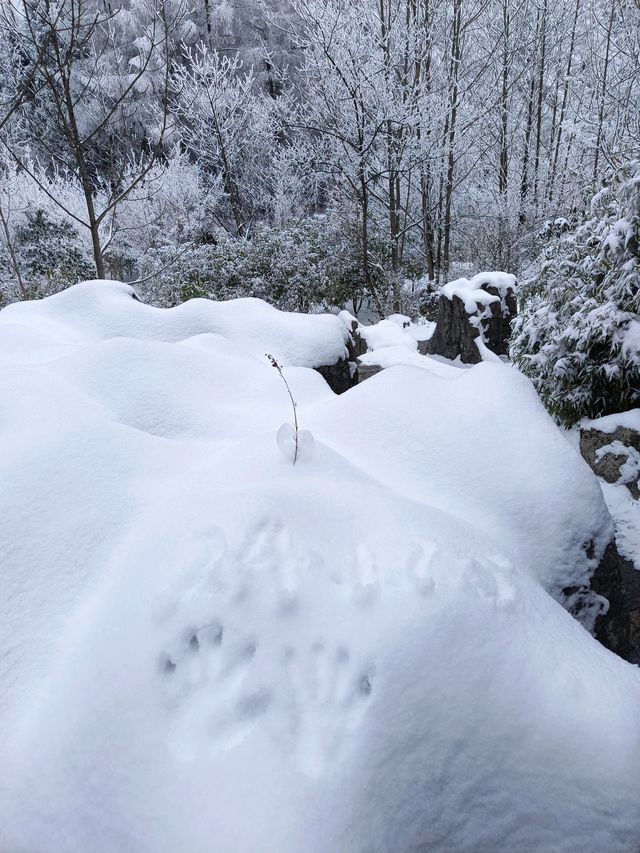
xmin=0 ymin=278 xmax=351 ymax=369
xmin=338 ymin=310 xmax=437 ymax=380
xmin=590 ymin=541 xmax=640 ymax=664
xmin=1 ymin=281 xmax=639 ymax=853
xmin=580 ymin=409 xmax=640 ymax=499
xmin=426 ymin=271 xmax=517 ymax=364
xmin=579 ymin=410 xmax=640 ymax=663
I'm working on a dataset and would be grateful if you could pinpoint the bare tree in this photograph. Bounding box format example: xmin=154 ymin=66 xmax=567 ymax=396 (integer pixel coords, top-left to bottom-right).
xmin=170 ymin=45 xmax=276 ymax=237
xmin=546 ymin=0 xmax=581 ymax=202
xmin=1 ymin=0 xmax=181 ymax=278
xmin=591 ymin=0 xmax=617 ymax=186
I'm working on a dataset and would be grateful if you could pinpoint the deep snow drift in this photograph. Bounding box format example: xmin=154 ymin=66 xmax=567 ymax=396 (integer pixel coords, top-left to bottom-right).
xmin=1 ymin=282 xmax=639 ymax=853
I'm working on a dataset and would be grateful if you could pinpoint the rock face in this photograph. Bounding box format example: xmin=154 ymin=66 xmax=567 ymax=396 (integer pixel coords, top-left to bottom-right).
xmin=346 ymin=319 xmax=369 ymax=360
xmin=580 ymin=424 xmax=640 ymax=499
xmin=425 ymin=280 xmax=517 ymax=364
xmin=357 ymin=363 xmax=383 ymax=382
xmin=579 ymin=418 xmax=640 ymax=663
xmin=315 ymin=357 xmax=357 ymax=394
xmin=425 ymin=293 xmax=479 ymax=363
xmin=315 ymin=320 xmax=361 ymax=394
xmin=591 ymin=540 xmax=640 ymax=665
xmin=483 ymin=285 xmax=518 ymax=357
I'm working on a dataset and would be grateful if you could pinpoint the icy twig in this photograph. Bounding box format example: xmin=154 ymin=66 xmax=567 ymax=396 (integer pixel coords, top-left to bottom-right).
xmin=266 ymin=353 xmax=299 ymax=465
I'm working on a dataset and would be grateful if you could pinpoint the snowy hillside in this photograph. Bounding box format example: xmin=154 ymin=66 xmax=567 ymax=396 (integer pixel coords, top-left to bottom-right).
xmin=1 ymin=282 xmax=640 ymax=853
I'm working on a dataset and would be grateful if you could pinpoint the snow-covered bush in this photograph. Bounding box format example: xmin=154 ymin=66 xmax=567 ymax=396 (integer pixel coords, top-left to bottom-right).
xmin=0 ymin=161 xmax=99 ymax=304
xmin=104 ymin=151 xmax=218 ymax=281
xmin=512 ymin=161 xmax=640 ymax=426
xmin=136 ymin=218 xmax=373 ymax=313
xmin=0 ymin=209 xmax=94 ymax=305
xmin=136 ymin=223 xmax=325 ymax=311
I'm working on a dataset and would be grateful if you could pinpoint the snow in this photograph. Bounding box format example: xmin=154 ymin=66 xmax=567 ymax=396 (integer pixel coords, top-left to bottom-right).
xmin=580 ymin=409 xmax=640 ymax=570
xmin=350 ymin=304 xmax=503 ymax=371
xmin=600 ymin=481 xmax=640 ymax=570
xmin=475 ymin=335 xmax=505 ymax=363
xmin=1 ymin=281 xmax=639 ymax=853
xmin=581 ymin=408 xmax=640 ymax=434
xmin=0 ymin=280 xmax=350 ymax=369
xmin=384 ymin=312 xmax=435 ymax=342
xmin=339 ymin=310 xmax=435 ymax=353
xmin=339 ymin=310 xmax=442 ymax=373
xmin=358 ymin=345 xmax=465 ymax=377
xmin=622 ymin=319 xmax=640 ymax=359
xmin=441 ymin=271 xmax=517 ymax=314
xmin=311 ymin=363 xmax=612 ymax=606
xmin=357 ymin=316 xmax=419 ymax=351
xmin=596 ymin=441 xmax=640 ymax=487
xmin=277 ymin=421 xmax=316 ymax=464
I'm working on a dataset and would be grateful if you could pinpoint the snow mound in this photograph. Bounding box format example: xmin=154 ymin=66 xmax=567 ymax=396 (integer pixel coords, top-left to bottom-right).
xmin=0 ymin=280 xmax=350 ymax=368
xmin=358 ymin=345 xmax=465 ymax=376
xmin=1 ymin=282 xmax=639 ymax=853
xmin=442 ymin=270 xmax=517 ymax=314
xmin=311 ymin=363 xmax=612 ymax=605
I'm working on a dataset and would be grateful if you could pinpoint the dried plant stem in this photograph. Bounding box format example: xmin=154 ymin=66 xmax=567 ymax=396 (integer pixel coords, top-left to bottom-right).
xmin=266 ymin=353 xmax=299 ymax=464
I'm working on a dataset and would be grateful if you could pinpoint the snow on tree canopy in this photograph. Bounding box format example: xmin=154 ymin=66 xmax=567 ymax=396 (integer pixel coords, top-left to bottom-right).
xmin=512 ymin=161 xmax=640 ymax=426
xmin=0 ymin=282 xmax=639 ymax=853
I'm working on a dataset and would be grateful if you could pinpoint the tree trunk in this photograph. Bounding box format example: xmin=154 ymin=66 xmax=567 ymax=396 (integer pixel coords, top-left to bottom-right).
xmin=442 ymin=0 xmax=462 ymax=277
xmin=548 ymin=0 xmax=581 ymax=202
xmin=592 ymin=0 xmax=616 ymax=187
xmin=519 ymin=6 xmax=541 ymax=222
xmin=0 ymin=203 xmax=26 ymax=297
xmin=498 ymin=0 xmax=510 ymax=197
xmin=532 ymin=0 xmax=548 ymax=207
xmin=359 ymin=165 xmax=384 ymax=318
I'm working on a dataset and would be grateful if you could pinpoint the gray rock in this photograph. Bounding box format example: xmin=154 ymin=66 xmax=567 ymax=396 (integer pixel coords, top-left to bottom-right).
xmin=333 ymin=317 xmax=383 ymax=387
xmin=425 ymin=293 xmax=480 ymax=363
xmin=357 ymin=363 xmax=383 ymax=382
xmin=425 ymin=282 xmax=516 ymax=364
xmin=313 ymin=320 xmax=363 ymax=393
xmin=590 ymin=539 xmax=640 ymax=665
xmin=580 ymin=425 xmax=640 ymax=498
xmin=576 ymin=421 xmax=640 ymax=662
xmin=315 ymin=356 xmax=358 ymax=395
xmin=346 ymin=319 xmax=368 ymax=359
xmin=483 ymin=285 xmax=517 ymax=357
